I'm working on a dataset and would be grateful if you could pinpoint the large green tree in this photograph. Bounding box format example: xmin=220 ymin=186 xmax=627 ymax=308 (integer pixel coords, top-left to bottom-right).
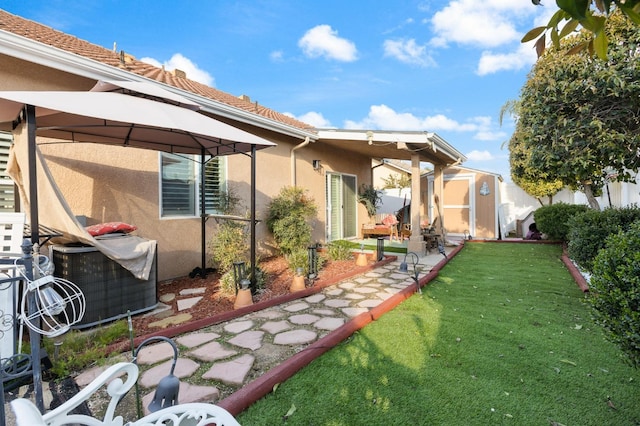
xmin=525 ymin=0 xmax=640 ymax=59
xmin=513 ymin=13 xmax=640 ymax=209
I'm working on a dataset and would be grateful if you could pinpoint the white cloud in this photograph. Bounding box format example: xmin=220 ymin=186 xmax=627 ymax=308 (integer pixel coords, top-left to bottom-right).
xmin=343 ymin=105 xmax=506 ymax=144
xmin=270 ymin=50 xmax=284 ymax=62
xmin=285 ymin=111 xmax=333 ymax=128
xmin=476 ymin=41 xmax=537 ymax=75
xmin=466 ymin=150 xmax=495 ymax=161
xmin=140 ymin=53 xmax=214 ymax=86
xmin=298 ymin=25 xmax=358 ymax=62
xmin=429 ymin=1 xmax=537 ymax=49
xmin=383 ymin=38 xmax=436 ymax=67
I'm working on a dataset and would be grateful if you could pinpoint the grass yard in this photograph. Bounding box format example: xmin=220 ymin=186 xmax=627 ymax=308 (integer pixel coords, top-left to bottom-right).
xmin=237 ymin=242 xmax=640 ymax=425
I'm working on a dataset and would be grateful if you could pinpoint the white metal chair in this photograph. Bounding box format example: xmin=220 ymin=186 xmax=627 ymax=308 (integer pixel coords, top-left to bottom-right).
xmin=10 ymin=362 xmax=241 ymax=426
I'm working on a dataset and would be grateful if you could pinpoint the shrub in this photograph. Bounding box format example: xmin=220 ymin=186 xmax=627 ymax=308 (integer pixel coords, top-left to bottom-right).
xmin=534 ymin=202 xmax=589 ymax=241
xmin=219 ymin=266 xmax=266 ymax=296
xmin=567 ymin=205 xmax=640 ymax=272
xmin=590 ymin=222 xmax=640 ymax=368
xmin=208 ymin=186 xmax=250 ymax=273
xmin=286 ymin=248 xmax=309 ymax=275
xmin=326 ymin=240 xmax=354 ymax=261
xmin=209 ymin=220 xmax=249 ymax=273
xmin=266 ymin=187 xmax=317 ymax=255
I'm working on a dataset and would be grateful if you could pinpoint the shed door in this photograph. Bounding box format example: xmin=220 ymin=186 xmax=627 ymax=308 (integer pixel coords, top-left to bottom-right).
xmin=326 ymin=173 xmax=357 ymax=241
xmin=442 ymin=175 xmax=474 ymax=236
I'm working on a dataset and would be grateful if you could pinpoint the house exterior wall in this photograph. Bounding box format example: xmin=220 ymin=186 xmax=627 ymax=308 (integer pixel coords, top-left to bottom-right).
xmin=0 ymin=54 xmax=375 ymax=280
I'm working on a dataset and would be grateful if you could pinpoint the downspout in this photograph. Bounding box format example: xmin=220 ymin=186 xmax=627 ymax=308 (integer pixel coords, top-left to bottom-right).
xmin=290 ymin=136 xmax=311 ymax=186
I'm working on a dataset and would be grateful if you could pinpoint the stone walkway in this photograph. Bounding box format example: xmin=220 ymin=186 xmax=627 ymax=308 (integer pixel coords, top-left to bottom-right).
xmin=4 ymin=248 xmax=452 ymax=423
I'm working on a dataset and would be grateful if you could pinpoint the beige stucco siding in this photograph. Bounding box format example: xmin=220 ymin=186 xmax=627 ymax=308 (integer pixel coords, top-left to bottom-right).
xmin=0 ymin=54 xmax=94 ymax=91
xmin=0 ymin=54 xmax=376 ymax=280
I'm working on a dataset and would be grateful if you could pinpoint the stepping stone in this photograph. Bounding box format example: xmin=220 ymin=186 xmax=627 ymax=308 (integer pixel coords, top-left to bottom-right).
xmin=176 ymin=332 xmax=220 ymax=348
xmin=148 ymin=313 xmax=192 ymax=329
xmin=377 ymin=278 xmax=396 ymax=284
xmin=159 ymin=293 xmax=175 ymax=303
xmin=250 ymin=309 xmax=284 ymax=319
xmin=305 ymin=293 xmax=326 ymax=303
xmin=143 ymin=302 xmax=172 ymax=317
xmin=179 ymin=287 xmax=206 ymax=296
xmin=139 ymin=358 xmax=199 ymax=388
xmin=353 ymin=287 xmax=378 ymax=294
xmin=177 ymin=296 xmax=202 ymax=311
xmin=274 ymin=329 xmax=317 ymax=345
xmin=312 ymin=309 xmax=336 ymax=316
xmin=389 ymin=273 xmax=409 ymax=280
xmin=324 ymin=299 xmax=350 ymax=308
xmin=142 ymin=382 xmax=220 ymax=416
xmin=314 ymin=317 xmax=345 ymax=331
xmin=228 ymin=330 xmax=264 ymax=350
xmin=325 ymin=288 xmax=343 ymax=296
xmin=354 ymin=277 xmax=372 ymax=284
xmin=284 ymin=302 xmax=309 ymax=312
xmin=136 ymin=340 xmax=182 ymax=365
xmin=342 ymin=307 xmax=368 ymax=318
xmin=189 ymin=341 xmax=238 ymax=362
xmin=364 ymin=272 xmax=383 ymax=278
xmin=75 ymin=364 xmax=109 ymax=387
xmin=289 ymin=314 xmax=320 ymax=325
xmin=358 ymin=299 xmax=382 ymax=308
xmin=377 ymin=292 xmax=393 ymax=300
xmin=261 ymin=320 xmax=291 ymax=334
xmin=224 ymin=320 xmax=254 ymax=334
xmin=344 ymin=293 xmax=366 ymax=300
xmin=202 ymin=354 xmax=255 ymax=386
xmin=339 ymin=282 xmax=358 ymax=289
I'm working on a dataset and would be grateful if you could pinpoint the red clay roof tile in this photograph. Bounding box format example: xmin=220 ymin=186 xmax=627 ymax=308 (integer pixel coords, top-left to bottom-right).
xmin=0 ymin=9 xmax=314 ymax=132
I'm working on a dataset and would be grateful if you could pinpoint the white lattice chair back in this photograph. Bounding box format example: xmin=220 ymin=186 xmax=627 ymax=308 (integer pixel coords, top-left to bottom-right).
xmin=10 ymin=362 xmax=241 ymax=426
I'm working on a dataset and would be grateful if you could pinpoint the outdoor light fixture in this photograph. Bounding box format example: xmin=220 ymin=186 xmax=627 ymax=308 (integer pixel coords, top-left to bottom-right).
xmin=399 ymin=251 xmax=422 ymax=294
xmin=133 ymin=336 xmax=180 ymax=414
xmin=232 ymin=261 xmax=253 ymax=309
xmin=307 ymin=245 xmax=318 ymax=281
xmin=376 ymin=237 xmax=384 ymax=261
xmin=312 ymin=159 xmax=321 ymax=170
xmin=18 ymin=257 xmax=86 ymax=338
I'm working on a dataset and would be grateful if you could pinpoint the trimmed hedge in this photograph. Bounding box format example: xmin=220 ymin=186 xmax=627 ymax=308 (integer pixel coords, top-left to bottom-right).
xmin=534 ymin=203 xmax=589 ymax=241
xmin=567 ymin=204 xmax=640 ymax=272
xmin=590 ymin=222 xmax=640 ymax=369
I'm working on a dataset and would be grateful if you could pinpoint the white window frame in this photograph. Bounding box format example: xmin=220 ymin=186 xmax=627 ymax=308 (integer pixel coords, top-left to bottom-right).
xmin=159 ymin=153 xmax=227 ymax=218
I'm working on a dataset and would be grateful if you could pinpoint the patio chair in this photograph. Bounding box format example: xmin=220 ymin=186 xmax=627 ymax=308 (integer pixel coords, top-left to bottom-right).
xmin=10 ymin=362 xmax=240 ymax=426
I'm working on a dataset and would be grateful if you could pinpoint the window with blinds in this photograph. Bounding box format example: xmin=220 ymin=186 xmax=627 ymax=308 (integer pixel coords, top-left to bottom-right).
xmin=0 ymin=132 xmax=15 ymax=212
xmin=160 ymin=153 xmax=226 ymax=217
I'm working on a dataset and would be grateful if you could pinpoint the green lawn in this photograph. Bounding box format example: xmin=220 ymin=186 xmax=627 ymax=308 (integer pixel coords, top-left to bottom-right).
xmin=237 ymin=243 xmax=640 ymax=425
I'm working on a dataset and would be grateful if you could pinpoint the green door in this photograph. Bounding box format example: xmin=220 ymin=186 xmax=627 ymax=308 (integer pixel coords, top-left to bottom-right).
xmin=326 ymin=173 xmax=357 ymax=241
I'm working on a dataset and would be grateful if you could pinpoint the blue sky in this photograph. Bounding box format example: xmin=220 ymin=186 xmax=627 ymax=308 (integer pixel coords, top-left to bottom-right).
xmin=3 ymin=1 xmax=554 ymax=180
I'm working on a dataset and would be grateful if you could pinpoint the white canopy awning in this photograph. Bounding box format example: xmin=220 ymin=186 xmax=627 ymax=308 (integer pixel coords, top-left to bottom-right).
xmin=0 ymin=90 xmax=276 ymax=156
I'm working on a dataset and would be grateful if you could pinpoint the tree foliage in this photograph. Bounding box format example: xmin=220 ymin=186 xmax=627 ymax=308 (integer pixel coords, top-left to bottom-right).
xmin=524 ymin=0 xmax=640 ymax=59
xmin=381 ymin=173 xmax=411 ymax=190
xmin=512 ymin=13 xmax=640 ymax=209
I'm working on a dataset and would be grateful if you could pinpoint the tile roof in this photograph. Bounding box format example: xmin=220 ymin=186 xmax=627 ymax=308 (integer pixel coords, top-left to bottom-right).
xmin=0 ymin=9 xmax=314 ymax=132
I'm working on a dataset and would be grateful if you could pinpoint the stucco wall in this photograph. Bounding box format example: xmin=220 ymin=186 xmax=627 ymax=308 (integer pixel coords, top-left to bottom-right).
xmin=1 ymin=54 xmax=375 ymax=280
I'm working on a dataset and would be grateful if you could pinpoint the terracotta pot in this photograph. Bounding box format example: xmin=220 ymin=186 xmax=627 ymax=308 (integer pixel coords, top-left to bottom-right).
xmin=356 ymin=252 xmax=368 ymax=266
xmin=234 ymin=288 xmax=253 ymax=309
xmin=290 ymin=275 xmax=306 ymax=292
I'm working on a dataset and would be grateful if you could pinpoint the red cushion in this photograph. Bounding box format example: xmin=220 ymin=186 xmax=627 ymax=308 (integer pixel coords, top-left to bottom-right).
xmin=86 ymin=222 xmax=137 ymax=236
xmin=381 ymin=215 xmax=397 ymax=226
